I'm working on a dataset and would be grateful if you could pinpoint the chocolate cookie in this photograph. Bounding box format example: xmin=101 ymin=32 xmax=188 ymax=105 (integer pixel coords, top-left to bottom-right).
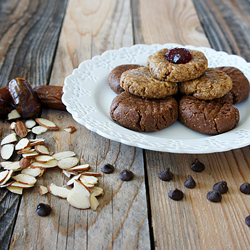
xmin=120 ymin=66 xmax=178 ymax=99
xmin=179 ymin=96 xmax=239 ymax=135
xmin=217 ymin=66 xmax=250 ymax=104
xmin=108 ymin=64 xmax=141 ymax=94
xmin=179 ymin=68 xmax=233 ymax=100
xmin=110 ymin=91 xmax=178 ymax=132
xmin=147 ymin=48 xmax=208 ymax=82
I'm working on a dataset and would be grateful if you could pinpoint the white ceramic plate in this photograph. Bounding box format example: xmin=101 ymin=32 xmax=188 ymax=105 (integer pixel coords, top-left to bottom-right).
xmin=62 ymin=43 xmax=250 ymax=154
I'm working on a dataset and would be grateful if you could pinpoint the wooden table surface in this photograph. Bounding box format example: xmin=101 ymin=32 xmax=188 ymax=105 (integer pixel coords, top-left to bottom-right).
xmin=1 ymin=0 xmax=250 ymax=249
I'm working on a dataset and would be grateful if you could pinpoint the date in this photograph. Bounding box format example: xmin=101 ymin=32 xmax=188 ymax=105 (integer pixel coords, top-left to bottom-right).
xmin=34 ymin=85 xmax=66 ymax=111
xmin=0 ymin=86 xmax=15 ymax=116
xmin=8 ymin=78 xmax=41 ymax=118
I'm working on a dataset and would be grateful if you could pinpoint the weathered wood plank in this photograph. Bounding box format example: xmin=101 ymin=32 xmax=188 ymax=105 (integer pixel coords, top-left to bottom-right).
xmin=193 ymin=0 xmax=250 ymax=61
xmin=0 ymin=1 xmax=68 ymax=250
xmin=133 ymin=0 xmax=250 ymax=249
xmin=10 ymin=0 xmax=151 ymax=249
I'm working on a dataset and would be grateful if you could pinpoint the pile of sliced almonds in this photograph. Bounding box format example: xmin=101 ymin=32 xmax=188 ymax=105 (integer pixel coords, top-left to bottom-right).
xmin=0 ymin=115 xmax=103 ymax=211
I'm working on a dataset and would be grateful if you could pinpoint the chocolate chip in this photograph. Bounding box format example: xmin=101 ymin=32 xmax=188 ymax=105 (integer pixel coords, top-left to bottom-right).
xmin=101 ymin=163 xmax=115 ymax=174
xmin=190 ymin=158 xmax=205 ymax=172
xmin=119 ymin=169 xmax=134 ymax=181
xmin=184 ymin=175 xmax=196 ymax=189
xmin=213 ymin=181 xmax=228 ymax=194
xmin=36 ymin=203 xmax=52 ymax=217
xmin=240 ymin=183 xmax=250 ymax=194
xmin=159 ymin=168 xmax=173 ymax=181
xmin=168 ymin=188 xmax=184 ymax=201
xmin=245 ymin=215 xmax=250 ymax=227
xmin=207 ymin=190 xmax=222 ymax=202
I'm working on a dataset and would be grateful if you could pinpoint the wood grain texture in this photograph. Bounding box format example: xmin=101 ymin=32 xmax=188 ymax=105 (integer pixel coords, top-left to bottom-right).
xmin=0 ymin=0 xmax=68 ymax=87
xmin=192 ymin=0 xmax=250 ymax=61
xmin=10 ymin=0 xmax=150 ymax=249
xmin=133 ymin=0 xmax=250 ymax=249
xmin=132 ymin=0 xmax=210 ymax=46
xmin=0 ymin=1 xmax=68 ymax=250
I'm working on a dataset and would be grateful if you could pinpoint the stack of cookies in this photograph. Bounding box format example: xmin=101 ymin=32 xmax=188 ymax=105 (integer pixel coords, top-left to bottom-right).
xmin=109 ymin=48 xmax=250 ymax=135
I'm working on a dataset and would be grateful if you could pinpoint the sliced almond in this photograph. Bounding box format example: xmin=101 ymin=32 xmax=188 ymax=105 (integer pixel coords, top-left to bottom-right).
xmin=8 ymin=109 xmax=21 ymax=120
xmin=66 ymin=174 xmax=81 ymax=186
xmin=15 ymin=138 xmax=30 ymax=151
xmin=15 ymin=121 xmax=28 ymax=138
xmin=7 ymin=186 xmax=23 ymax=194
xmin=1 ymin=133 xmax=17 ymax=145
xmin=1 ymin=144 xmax=14 ymax=160
xmin=12 ymin=174 xmax=37 ymax=185
xmin=68 ymin=164 xmax=90 ymax=172
xmin=80 ymin=175 xmax=98 ymax=186
xmin=64 ymin=126 xmax=76 ymax=134
xmin=35 ymin=118 xmax=59 ymax=130
xmin=47 ymin=183 xmax=71 ymax=199
xmin=19 ymin=158 xmax=31 ymax=169
xmin=35 ymin=145 xmax=50 ymax=155
xmin=32 ymin=126 xmax=48 ymax=135
xmin=9 ymin=122 xmax=16 ymax=130
xmin=17 ymin=147 xmax=32 ymax=154
xmin=21 ymin=167 xmax=44 ymax=177
xmin=11 ymin=181 xmax=34 ymax=189
xmin=0 ymin=170 xmax=9 ymax=183
xmin=29 ymin=138 xmax=45 ymax=146
xmin=67 ymin=191 xmax=90 ymax=209
xmin=25 ymin=119 xmax=36 ymax=129
xmin=30 ymin=159 xmax=58 ymax=169
xmin=57 ymin=157 xmax=79 ymax=170
xmin=80 ymin=172 xmax=102 ymax=177
xmin=0 ymin=170 xmax=14 ymax=185
xmin=3 ymin=161 xmax=21 ymax=171
xmin=53 ymin=151 xmax=76 ymax=161
xmin=38 ymin=185 xmax=48 ymax=195
xmin=34 ymin=155 xmax=54 ymax=163
xmin=1 ymin=161 xmax=13 ymax=168
xmin=89 ymin=193 xmax=99 ymax=211
xmin=22 ymin=150 xmax=39 ymax=158
xmin=89 ymin=186 xmax=104 ymax=197
xmin=62 ymin=170 xmax=73 ymax=178
xmin=0 ymin=181 xmax=14 ymax=188
xmin=72 ymin=180 xmax=91 ymax=196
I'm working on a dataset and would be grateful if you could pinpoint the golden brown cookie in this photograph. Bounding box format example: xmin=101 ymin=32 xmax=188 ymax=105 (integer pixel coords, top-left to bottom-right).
xmin=217 ymin=66 xmax=250 ymax=104
xmin=179 ymin=68 xmax=233 ymax=100
xmin=179 ymin=96 xmax=239 ymax=135
xmin=108 ymin=64 xmax=141 ymax=94
xmin=110 ymin=91 xmax=178 ymax=132
xmin=120 ymin=66 xmax=178 ymax=99
xmin=147 ymin=48 xmax=208 ymax=82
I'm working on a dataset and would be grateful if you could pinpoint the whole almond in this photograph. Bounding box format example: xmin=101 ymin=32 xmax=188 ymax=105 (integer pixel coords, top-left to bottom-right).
xmin=19 ymin=158 xmax=31 ymax=169
xmin=15 ymin=121 xmax=28 ymax=138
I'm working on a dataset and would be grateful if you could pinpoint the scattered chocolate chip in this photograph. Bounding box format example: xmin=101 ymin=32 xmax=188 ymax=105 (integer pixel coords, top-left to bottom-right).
xmin=190 ymin=158 xmax=205 ymax=172
xmin=207 ymin=190 xmax=222 ymax=202
xmin=36 ymin=203 xmax=52 ymax=217
xmin=240 ymin=183 xmax=250 ymax=194
xmin=168 ymin=188 xmax=184 ymax=201
xmin=213 ymin=181 xmax=228 ymax=194
xmin=184 ymin=175 xmax=196 ymax=189
xmin=159 ymin=168 xmax=174 ymax=181
xmin=119 ymin=169 xmax=134 ymax=181
xmin=101 ymin=163 xmax=115 ymax=174
xmin=245 ymin=215 xmax=250 ymax=227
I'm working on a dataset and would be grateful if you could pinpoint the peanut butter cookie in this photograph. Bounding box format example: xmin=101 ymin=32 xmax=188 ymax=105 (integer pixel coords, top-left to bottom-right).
xmin=110 ymin=91 xmax=178 ymax=132
xmin=120 ymin=66 xmax=178 ymax=99
xmin=179 ymin=68 xmax=233 ymax=100
xmin=147 ymin=48 xmax=208 ymax=82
